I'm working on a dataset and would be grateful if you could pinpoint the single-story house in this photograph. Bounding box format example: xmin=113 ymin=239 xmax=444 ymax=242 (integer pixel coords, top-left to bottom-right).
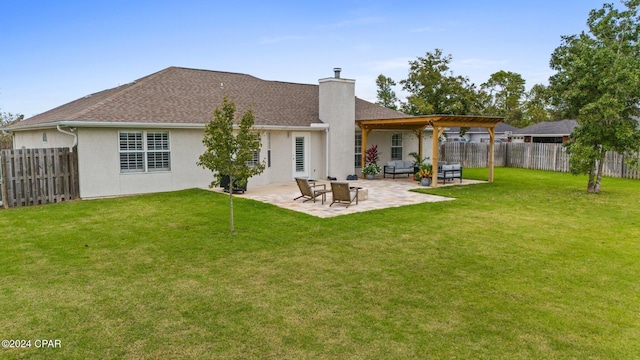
xmin=510 ymin=119 xmax=577 ymax=143
xmin=3 ymin=66 xmax=444 ymax=199
xmin=444 ymin=122 xmax=518 ymax=143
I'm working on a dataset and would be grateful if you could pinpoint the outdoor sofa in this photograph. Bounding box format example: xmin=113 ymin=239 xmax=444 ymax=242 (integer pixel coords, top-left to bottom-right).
xmin=437 ymin=162 xmax=463 ymax=184
xmin=383 ymin=160 xmax=415 ymax=179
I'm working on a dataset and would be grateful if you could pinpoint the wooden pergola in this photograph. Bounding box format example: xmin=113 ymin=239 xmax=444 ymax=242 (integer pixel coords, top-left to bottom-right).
xmin=355 ymin=115 xmax=504 ymax=187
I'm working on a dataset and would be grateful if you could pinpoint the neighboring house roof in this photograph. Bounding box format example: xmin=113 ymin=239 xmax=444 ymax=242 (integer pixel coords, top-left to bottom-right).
xmin=512 ymin=119 xmax=577 ymax=136
xmin=5 ymin=66 xmax=406 ymax=131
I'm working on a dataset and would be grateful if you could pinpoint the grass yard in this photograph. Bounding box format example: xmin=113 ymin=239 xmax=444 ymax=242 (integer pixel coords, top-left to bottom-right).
xmin=1 ymin=168 xmax=639 ymax=359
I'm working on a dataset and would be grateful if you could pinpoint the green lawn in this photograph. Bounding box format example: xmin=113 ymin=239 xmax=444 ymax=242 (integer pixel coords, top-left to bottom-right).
xmin=1 ymin=168 xmax=639 ymax=359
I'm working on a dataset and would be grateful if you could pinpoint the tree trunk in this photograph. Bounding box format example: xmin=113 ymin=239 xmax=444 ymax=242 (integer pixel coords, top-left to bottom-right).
xmin=593 ymin=153 xmax=605 ymax=194
xmin=587 ymin=152 xmax=605 ymax=194
xmin=587 ymin=164 xmax=597 ymax=193
xmin=229 ymin=174 xmax=235 ymax=233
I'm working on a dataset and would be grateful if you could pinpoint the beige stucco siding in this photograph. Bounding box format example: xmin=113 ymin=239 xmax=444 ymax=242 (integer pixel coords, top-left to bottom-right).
xmin=309 ymin=131 xmax=326 ymax=180
xmin=248 ymin=130 xmax=327 ymax=185
xmin=168 ymin=129 xmax=215 ymax=189
xmin=13 ymin=129 xmax=75 ymax=149
xmin=263 ymin=131 xmax=292 ymax=183
xmin=12 ymin=126 xmax=330 ymax=198
xmin=76 ymin=128 xmax=212 ymax=199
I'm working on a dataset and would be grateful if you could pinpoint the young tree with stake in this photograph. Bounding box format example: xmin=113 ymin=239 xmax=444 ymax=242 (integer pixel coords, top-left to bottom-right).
xmin=198 ymin=96 xmax=265 ymax=233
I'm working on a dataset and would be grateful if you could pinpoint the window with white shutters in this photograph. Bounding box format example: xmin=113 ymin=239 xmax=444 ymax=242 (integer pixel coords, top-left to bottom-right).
xmin=119 ymin=131 xmax=170 ymax=173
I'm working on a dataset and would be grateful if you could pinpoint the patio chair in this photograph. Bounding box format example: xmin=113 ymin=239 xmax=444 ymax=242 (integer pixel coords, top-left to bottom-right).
xmin=329 ymin=182 xmax=359 ymax=208
xmin=294 ymin=177 xmax=328 ymax=204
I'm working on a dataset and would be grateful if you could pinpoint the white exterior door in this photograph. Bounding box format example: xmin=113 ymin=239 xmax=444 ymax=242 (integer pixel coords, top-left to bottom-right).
xmin=292 ymin=132 xmax=310 ymax=179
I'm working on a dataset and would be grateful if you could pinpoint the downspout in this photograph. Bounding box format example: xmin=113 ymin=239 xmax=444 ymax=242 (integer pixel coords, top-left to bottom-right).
xmin=56 ymin=125 xmax=78 ymax=152
xmin=325 ymin=127 xmax=329 ymax=178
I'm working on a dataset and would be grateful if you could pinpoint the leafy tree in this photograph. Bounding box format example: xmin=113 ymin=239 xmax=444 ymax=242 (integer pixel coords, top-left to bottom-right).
xmin=400 ymin=49 xmax=481 ymax=116
xmin=549 ymin=0 xmax=640 ymax=193
xmin=197 ymin=96 xmax=265 ymax=232
xmin=480 ymin=70 xmax=526 ymax=127
xmin=0 ymin=110 xmax=23 ymax=149
xmin=521 ymin=84 xmax=552 ymax=126
xmin=375 ymin=74 xmax=399 ymax=110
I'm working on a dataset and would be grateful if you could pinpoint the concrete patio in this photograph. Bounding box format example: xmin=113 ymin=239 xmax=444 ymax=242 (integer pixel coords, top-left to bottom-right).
xmin=211 ymin=176 xmax=485 ymax=218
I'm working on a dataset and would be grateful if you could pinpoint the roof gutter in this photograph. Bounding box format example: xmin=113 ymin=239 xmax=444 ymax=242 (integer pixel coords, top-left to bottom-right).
xmin=255 ymin=124 xmax=327 ymax=132
xmin=56 ymin=125 xmax=78 ymax=152
xmin=9 ymin=121 xmax=328 ymax=132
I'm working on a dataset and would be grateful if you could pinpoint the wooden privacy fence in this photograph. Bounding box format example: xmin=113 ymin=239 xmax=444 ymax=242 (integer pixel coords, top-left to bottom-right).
xmin=440 ymin=142 xmax=640 ymax=180
xmin=0 ymin=148 xmax=79 ymax=208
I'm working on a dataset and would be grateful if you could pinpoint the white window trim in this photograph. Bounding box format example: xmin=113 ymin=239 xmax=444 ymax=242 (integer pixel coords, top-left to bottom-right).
xmin=355 ymin=133 xmax=362 ymax=167
xmin=391 ymin=133 xmax=403 ymax=160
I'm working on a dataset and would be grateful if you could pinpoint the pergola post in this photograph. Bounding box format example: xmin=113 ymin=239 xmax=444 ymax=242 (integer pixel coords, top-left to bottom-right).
xmin=414 ymin=129 xmax=423 ymax=162
xmin=360 ymin=127 xmax=371 ymax=176
xmin=413 ymin=126 xmax=427 ymax=164
xmin=431 ymin=126 xmax=445 ymax=187
xmin=488 ymin=127 xmax=495 ymax=182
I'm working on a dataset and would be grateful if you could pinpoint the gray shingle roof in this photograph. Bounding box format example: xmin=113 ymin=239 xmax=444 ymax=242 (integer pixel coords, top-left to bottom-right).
xmin=512 ymin=119 xmax=577 ymax=135
xmin=355 ymin=99 xmax=407 ymax=121
xmin=6 ymin=66 xmax=407 ymax=130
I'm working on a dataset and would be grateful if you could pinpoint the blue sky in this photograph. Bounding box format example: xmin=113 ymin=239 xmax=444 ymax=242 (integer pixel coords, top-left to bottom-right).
xmin=1 ymin=0 xmax=609 ymax=117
